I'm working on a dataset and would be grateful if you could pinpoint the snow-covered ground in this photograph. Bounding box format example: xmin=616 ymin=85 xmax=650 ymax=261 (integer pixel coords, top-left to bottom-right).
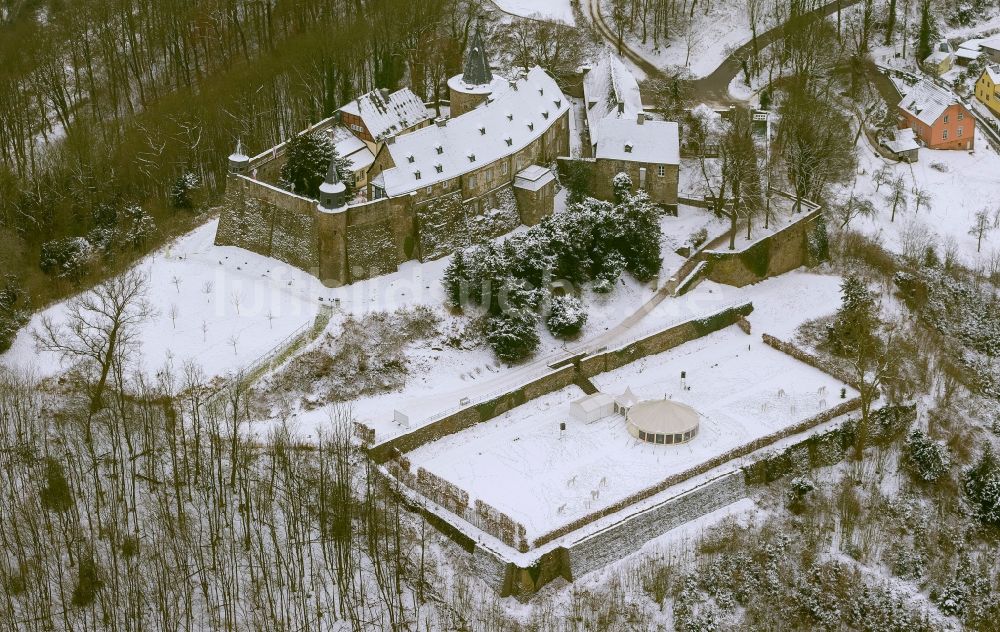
xmin=604 ymin=0 xmax=773 ymax=78
xmin=492 ymin=0 xmax=576 ymax=25
xmin=844 ymin=127 xmax=1000 ymax=268
xmin=406 ymin=324 xmax=854 ymax=538
xmin=1 ymin=220 xmax=321 ymax=380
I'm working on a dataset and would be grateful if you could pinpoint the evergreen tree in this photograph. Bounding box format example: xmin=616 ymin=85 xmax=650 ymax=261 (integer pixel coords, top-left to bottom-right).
xmin=442 ymin=250 xmax=468 ymax=309
xmin=962 ymin=446 xmax=1000 ymax=527
xmin=903 ymin=429 xmax=951 ymax=482
xmin=485 ymin=309 xmax=539 ymax=363
xmin=917 ymin=0 xmax=933 ymax=62
xmin=0 ymin=275 xmax=28 ymax=353
xmin=279 ymin=132 xmax=353 ymax=199
xmin=169 ymin=171 xmax=201 ymax=209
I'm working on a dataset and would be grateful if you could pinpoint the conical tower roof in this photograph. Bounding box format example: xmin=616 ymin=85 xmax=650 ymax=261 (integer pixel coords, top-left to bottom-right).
xmin=462 ymin=25 xmax=493 ymax=86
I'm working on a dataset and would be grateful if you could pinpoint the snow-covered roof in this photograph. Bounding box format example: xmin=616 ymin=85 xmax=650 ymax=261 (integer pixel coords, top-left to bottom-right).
xmin=898 ymin=79 xmax=960 ymax=127
xmin=924 ymin=50 xmax=952 ymax=65
xmin=886 ymin=127 xmax=919 ymax=153
xmin=594 ymin=117 xmax=679 ymax=164
xmin=447 ymin=73 xmax=510 ymax=97
xmin=981 ymin=34 xmax=1000 ymax=52
xmin=582 ymin=54 xmax=644 ymax=137
xmin=378 ymin=67 xmax=569 ymax=196
xmin=339 ymin=87 xmax=431 ymax=141
xmin=513 ymin=165 xmax=555 ymax=191
xmin=329 ymin=126 xmax=376 ymax=172
xmin=960 ymin=38 xmax=984 ymax=52
xmin=616 ymin=387 xmax=639 ymax=408
xmin=985 ymin=64 xmax=1000 ymax=84
xmin=572 ymin=392 xmax=615 ymax=413
xmin=956 ymin=48 xmax=981 ymax=60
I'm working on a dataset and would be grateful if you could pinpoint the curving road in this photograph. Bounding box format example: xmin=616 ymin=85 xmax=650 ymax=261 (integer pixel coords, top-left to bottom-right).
xmin=582 ymin=0 xmax=865 ymax=105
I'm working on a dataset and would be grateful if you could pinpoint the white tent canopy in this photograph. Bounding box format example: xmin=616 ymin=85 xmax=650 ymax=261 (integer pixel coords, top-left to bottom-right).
xmin=569 ymin=393 xmax=615 ymax=423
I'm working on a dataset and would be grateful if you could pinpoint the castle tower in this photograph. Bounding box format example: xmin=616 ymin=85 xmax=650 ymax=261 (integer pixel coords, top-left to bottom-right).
xmin=448 ymin=25 xmax=502 ymax=117
xmin=316 ymin=156 xmax=350 ymax=287
xmin=227 ymin=139 xmax=250 ymax=175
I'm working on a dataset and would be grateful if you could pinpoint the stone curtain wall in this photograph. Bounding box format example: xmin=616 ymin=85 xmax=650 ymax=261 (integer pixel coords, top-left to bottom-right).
xmin=761 ymin=333 xmax=857 ymax=387
xmin=215 ymin=175 xmax=320 ymax=272
xmin=345 ymin=219 xmax=396 ymax=279
xmin=415 ymin=185 xmax=522 ymax=261
xmin=700 ymin=206 xmax=824 ymax=287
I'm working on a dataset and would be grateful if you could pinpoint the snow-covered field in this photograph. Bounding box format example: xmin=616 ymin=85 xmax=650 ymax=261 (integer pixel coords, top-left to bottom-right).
xmin=406 ymin=324 xmax=855 ymax=538
xmin=844 ymin=127 xmax=1000 ymax=268
xmin=492 ymin=0 xmax=576 ymax=25
xmin=2 ymin=220 xmax=321 ymax=380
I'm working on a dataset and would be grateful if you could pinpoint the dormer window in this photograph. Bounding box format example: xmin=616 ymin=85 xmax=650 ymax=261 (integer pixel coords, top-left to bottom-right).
xmin=538 ymin=87 xmax=544 ymax=95
xmin=407 ymin=154 xmax=415 ymax=163
xmin=468 ymin=153 xmax=476 ymax=162
xmin=414 ymin=170 xmax=422 ymax=180
xmin=527 ymin=121 xmax=534 ymax=131
xmin=506 ymin=113 xmax=513 ymax=121
xmin=435 ymin=145 xmax=443 ymax=154
xmin=554 ymin=99 xmax=562 ymax=108
xmin=542 ymin=111 xmax=549 ymax=119
xmin=505 ymin=137 xmax=513 ymax=146
xmin=624 ymin=143 xmax=633 ymax=153
xmin=435 ymin=163 xmax=443 ymax=173
xmin=479 ymin=126 xmax=486 ymax=135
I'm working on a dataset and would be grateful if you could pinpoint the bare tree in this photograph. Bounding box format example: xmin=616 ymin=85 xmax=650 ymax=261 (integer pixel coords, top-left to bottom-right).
xmin=836 ymin=195 xmax=877 ymax=229
xmin=34 ymin=269 xmax=154 ymax=413
xmin=887 ymin=175 xmax=907 ymax=222
xmin=970 ymin=209 xmax=993 ymax=252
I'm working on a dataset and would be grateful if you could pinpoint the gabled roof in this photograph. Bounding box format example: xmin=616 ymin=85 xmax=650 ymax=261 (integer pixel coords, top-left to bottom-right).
xmin=339 ymin=87 xmax=431 ymax=141
xmin=329 ymin=126 xmax=376 ymax=172
xmin=981 ymin=34 xmax=1000 ymax=51
xmin=898 ymin=79 xmax=961 ymax=127
xmin=594 ymin=117 xmax=679 ymax=164
xmin=378 ymin=67 xmax=569 ymax=196
xmin=582 ymin=53 xmax=644 ymax=136
xmin=572 ymin=392 xmax=615 ymax=413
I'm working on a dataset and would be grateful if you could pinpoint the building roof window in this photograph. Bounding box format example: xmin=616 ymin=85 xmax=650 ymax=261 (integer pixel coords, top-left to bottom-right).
xmin=435 ymin=145 xmax=443 ymax=154
xmin=526 ymin=121 xmax=534 ymax=131
xmin=414 ymin=170 xmax=421 ymax=180
xmin=504 ymin=137 xmax=513 ymax=146
xmin=435 ymin=163 xmax=443 ymax=173
xmin=479 ymin=126 xmax=486 ymax=135
xmin=407 ymin=154 xmax=415 ymax=163
xmin=542 ymin=110 xmax=549 ymax=119
xmin=624 ymin=143 xmax=633 ymax=153
xmin=468 ymin=153 xmax=476 ymax=162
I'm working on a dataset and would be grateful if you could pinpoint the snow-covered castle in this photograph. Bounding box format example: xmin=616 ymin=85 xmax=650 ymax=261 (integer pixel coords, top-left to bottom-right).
xmin=216 ymin=32 xmax=678 ymax=287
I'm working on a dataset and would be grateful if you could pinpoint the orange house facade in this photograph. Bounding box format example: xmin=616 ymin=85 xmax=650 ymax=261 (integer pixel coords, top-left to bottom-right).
xmin=897 ymin=79 xmax=975 ymax=151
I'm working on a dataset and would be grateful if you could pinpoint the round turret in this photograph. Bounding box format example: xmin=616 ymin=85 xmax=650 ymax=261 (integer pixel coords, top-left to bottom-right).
xmin=228 ymin=140 xmax=250 ymax=174
xmin=317 ymin=157 xmax=347 ymax=212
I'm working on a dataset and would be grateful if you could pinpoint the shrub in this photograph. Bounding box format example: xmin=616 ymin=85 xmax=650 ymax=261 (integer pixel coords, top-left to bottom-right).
xmin=546 ymin=295 xmax=587 ymax=338
xmin=903 ymin=429 xmax=951 ymax=482
xmin=278 ymin=132 xmax=353 ymax=199
xmin=39 ymin=237 xmax=93 ymax=279
xmin=689 ymin=227 xmax=708 ymax=248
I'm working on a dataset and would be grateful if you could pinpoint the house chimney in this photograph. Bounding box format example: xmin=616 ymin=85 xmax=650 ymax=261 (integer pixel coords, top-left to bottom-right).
xmin=637 ymin=112 xmax=645 ymax=125
xmin=379 ymin=88 xmax=390 ymax=101
xmin=435 ymin=117 xmax=448 ymax=127
xmin=385 ymin=135 xmax=396 ymax=145
xmin=618 ymin=102 xmax=624 ymax=115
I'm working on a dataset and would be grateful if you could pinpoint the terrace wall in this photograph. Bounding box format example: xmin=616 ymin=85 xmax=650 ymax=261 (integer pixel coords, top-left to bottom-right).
xmin=698 ymin=202 xmax=826 ymax=288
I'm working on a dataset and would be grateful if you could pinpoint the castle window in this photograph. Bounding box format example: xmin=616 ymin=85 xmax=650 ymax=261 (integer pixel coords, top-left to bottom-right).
xmin=501 ymin=162 xmax=508 ymax=175
xmin=958 ymin=111 xmax=965 ymax=120
xmin=469 ymin=175 xmax=477 ymax=188
xmin=426 ymin=186 xmax=433 ymax=194
xmin=958 ymin=126 xmax=963 ymax=137
xmin=943 ymin=114 xmax=949 ymax=124
xmin=658 ymin=165 xmax=666 ymax=177
xmin=943 ymin=129 xmax=949 ymax=140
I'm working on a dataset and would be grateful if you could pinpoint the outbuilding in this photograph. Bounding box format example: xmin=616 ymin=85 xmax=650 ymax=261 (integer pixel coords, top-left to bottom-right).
xmin=569 ymin=392 xmax=616 ymax=423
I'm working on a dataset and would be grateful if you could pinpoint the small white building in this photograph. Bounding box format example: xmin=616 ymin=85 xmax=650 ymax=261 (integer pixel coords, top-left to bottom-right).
xmin=614 ymin=387 xmax=640 ymax=415
xmin=569 ymin=392 xmax=616 ymax=423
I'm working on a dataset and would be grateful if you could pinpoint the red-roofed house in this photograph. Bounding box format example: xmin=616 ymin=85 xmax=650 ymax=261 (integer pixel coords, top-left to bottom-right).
xmin=897 ymin=79 xmax=975 ymax=150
